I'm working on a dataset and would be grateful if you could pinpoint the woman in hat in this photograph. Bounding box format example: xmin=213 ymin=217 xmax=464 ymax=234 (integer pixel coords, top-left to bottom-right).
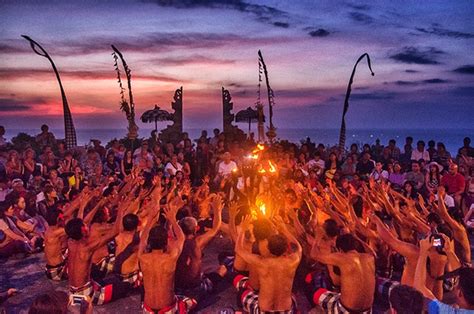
xmin=425 ymin=161 xmax=443 ymax=195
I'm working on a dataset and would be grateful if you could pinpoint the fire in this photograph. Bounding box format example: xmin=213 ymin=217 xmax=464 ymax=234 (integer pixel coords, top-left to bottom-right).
xmin=252 ymin=144 xmax=265 ymax=154
xmin=258 ymin=167 xmax=266 ymax=174
xmin=232 ymin=167 xmax=238 ymax=173
xmin=268 ymin=161 xmax=277 ymax=173
xmin=255 ymin=198 xmax=267 ymax=217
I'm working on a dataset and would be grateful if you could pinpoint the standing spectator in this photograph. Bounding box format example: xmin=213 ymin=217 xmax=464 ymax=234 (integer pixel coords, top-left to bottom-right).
xmin=411 ymin=140 xmax=430 ymax=162
xmin=0 ymin=126 xmax=7 ymax=148
xmin=427 ymin=140 xmax=437 ymax=160
xmin=35 ymin=124 xmax=56 ymax=150
xmin=458 ymin=137 xmax=474 ymax=158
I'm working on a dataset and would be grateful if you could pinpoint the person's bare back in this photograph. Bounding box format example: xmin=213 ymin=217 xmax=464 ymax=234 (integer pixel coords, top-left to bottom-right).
xmin=337 ymin=252 xmax=375 ymax=310
xmin=115 ymin=232 xmax=138 ymax=275
xmin=140 ymin=250 xmax=177 ymax=309
xmin=254 ymin=255 xmax=299 ymax=311
xmin=44 ymin=227 xmax=66 ymax=266
xmin=67 ymin=239 xmax=94 ymax=287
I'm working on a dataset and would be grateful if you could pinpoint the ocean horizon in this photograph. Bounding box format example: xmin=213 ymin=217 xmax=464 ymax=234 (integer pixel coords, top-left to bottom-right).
xmin=4 ymin=127 xmax=473 ymax=155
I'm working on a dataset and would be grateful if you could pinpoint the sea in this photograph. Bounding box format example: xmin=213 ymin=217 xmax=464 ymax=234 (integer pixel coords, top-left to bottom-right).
xmin=4 ymin=128 xmax=473 ymax=155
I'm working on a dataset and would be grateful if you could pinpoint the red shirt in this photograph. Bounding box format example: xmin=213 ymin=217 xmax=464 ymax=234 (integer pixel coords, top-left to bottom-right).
xmin=441 ymin=173 xmax=465 ymax=194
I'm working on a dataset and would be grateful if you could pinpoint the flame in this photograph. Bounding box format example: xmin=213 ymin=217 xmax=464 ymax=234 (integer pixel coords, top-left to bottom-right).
xmin=232 ymin=167 xmax=238 ymax=173
xmin=258 ymin=167 xmax=266 ymax=174
xmin=252 ymin=144 xmax=265 ymax=154
xmin=268 ymin=161 xmax=277 ymax=173
xmin=255 ymin=198 xmax=267 ymax=217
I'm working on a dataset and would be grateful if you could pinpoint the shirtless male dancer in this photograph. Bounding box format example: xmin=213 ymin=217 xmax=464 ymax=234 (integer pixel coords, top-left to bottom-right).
xmin=114 ymin=213 xmax=141 ymax=286
xmin=234 ymin=216 xmax=302 ymax=313
xmin=139 ymin=197 xmax=197 ymax=313
xmin=64 ymin=200 xmax=129 ymax=305
xmin=175 ymin=194 xmax=224 ymax=295
xmin=309 ymin=233 xmax=375 ymax=314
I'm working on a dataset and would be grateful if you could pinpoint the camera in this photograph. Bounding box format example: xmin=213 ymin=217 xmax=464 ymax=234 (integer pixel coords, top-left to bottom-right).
xmin=430 ymin=234 xmax=444 ymax=249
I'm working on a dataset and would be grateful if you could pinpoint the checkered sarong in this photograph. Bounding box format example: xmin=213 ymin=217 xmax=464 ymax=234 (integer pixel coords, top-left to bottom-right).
xmin=376 ymin=277 xmax=399 ymax=304
xmin=45 ymin=260 xmax=68 ymax=281
xmin=120 ymin=270 xmax=142 ymax=288
xmin=233 ymin=274 xmax=297 ymax=314
xmin=313 ymin=288 xmax=372 ymax=314
xmin=142 ymin=295 xmax=197 ymax=314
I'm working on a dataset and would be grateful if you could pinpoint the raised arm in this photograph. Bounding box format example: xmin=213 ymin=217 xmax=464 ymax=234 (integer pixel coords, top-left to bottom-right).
xmin=273 ymin=216 xmax=302 ymax=261
xmin=87 ymin=200 xmax=126 ymax=252
xmin=164 ymin=197 xmax=185 ymax=257
xmin=413 ymin=238 xmax=436 ymax=300
xmin=371 ymin=213 xmax=419 ymax=259
xmin=196 ymin=194 xmax=223 ymax=250
xmin=235 ymin=216 xmax=266 ymax=268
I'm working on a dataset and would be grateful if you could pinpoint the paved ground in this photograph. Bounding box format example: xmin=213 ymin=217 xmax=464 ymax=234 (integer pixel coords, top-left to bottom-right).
xmin=0 ymin=236 xmax=312 ymax=314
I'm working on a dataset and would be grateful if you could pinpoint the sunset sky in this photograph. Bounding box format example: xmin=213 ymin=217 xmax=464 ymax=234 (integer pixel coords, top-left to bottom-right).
xmin=0 ymin=0 xmax=473 ymax=134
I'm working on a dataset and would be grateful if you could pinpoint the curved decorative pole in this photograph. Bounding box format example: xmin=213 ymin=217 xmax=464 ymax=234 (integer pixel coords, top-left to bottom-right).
xmin=21 ymin=35 xmax=77 ymax=149
xmin=258 ymin=50 xmax=276 ymax=142
xmin=111 ymin=45 xmax=138 ymax=140
xmin=338 ymin=53 xmax=374 ymax=152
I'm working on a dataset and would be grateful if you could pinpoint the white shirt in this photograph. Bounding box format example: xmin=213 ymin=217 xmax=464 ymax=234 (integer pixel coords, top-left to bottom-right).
xmin=164 ymin=162 xmax=183 ymax=176
xmin=307 ymin=159 xmax=325 ymax=172
xmin=411 ymin=149 xmax=430 ymax=162
xmin=218 ymin=161 xmax=237 ymax=176
xmin=435 ymin=194 xmax=455 ymax=208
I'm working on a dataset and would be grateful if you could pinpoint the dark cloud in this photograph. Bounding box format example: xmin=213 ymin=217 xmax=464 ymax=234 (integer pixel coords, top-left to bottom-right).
xmin=273 ymin=22 xmax=289 ymax=28
xmin=2 ymin=32 xmax=296 ymax=57
xmin=415 ymin=26 xmax=474 ymax=39
xmin=389 ymin=46 xmax=445 ymax=65
xmin=422 ymin=78 xmax=449 ymax=84
xmin=394 ymin=81 xmax=418 ymax=86
xmin=346 ymin=3 xmax=371 ymax=11
xmin=349 ymin=12 xmax=374 ymax=24
xmin=350 ymin=91 xmax=397 ymax=100
xmin=392 ymin=78 xmax=449 ymax=86
xmin=405 ymin=69 xmax=419 ymax=73
xmin=0 ymin=98 xmax=46 ymax=111
xmin=453 ymin=65 xmax=474 ymax=74
xmin=308 ymin=28 xmax=330 ymax=37
xmin=144 ymin=0 xmax=289 ymax=27
xmin=151 ymin=55 xmax=236 ymax=66
xmin=0 ymin=68 xmax=184 ymax=83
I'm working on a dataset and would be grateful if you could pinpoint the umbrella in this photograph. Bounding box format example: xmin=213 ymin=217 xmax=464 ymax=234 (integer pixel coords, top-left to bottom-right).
xmin=235 ymin=107 xmax=265 ymax=134
xmin=140 ymin=105 xmax=173 ymax=132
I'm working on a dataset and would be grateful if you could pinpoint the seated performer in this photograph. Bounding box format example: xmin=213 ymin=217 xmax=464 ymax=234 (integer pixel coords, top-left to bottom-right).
xmin=234 ymin=216 xmax=302 ymax=313
xmin=139 ymin=197 xmax=196 ymax=313
xmin=175 ymin=194 xmax=225 ymax=295
xmin=309 ymin=233 xmax=375 ymax=314
xmin=65 ymin=201 xmax=129 ymax=305
xmin=113 ymin=213 xmax=141 ymax=286
xmin=44 ymin=209 xmax=68 ymax=281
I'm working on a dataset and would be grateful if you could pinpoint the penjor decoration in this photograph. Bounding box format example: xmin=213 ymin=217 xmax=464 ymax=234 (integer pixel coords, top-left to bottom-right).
xmin=258 ymin=50 xmax=277 ymax=142
xmin=111 ymin=45 xmax=139 ymax=140
xmin=21 ymin=35 xmax=77 ymax=149
xmin=338 ymin=53 xmax=375 ymax=152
